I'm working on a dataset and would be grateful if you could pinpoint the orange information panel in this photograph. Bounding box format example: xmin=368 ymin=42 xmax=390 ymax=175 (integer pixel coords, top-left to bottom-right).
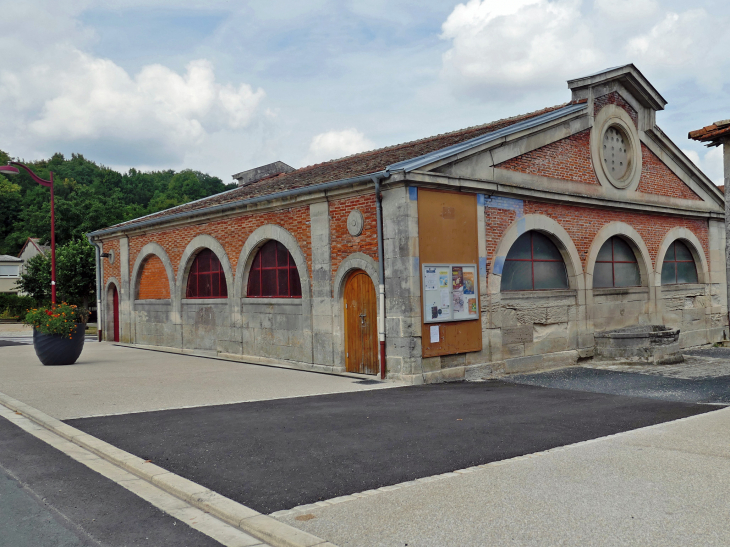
xmin=417 ymin=189 xmax=482 ymax=357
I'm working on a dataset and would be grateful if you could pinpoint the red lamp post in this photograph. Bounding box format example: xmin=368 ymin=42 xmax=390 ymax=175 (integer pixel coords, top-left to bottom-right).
xmin=0 ymin=162 xmax=57 ymax=304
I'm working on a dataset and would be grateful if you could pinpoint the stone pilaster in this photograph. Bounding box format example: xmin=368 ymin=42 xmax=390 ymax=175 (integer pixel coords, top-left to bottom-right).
xmin=310 ymin=201 xmax=334 ymax=365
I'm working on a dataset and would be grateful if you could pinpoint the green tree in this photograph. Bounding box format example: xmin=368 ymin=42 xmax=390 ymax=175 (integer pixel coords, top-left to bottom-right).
xmin=16 ymin=239 xmax=96 ymax=307
xmin=16 ymin=253 xmax=51 ymax=304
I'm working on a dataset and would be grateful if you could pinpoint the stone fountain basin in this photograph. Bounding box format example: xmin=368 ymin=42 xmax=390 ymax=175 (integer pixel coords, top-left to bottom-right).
xmin=594 ymin=325 xmax=683 ymax=365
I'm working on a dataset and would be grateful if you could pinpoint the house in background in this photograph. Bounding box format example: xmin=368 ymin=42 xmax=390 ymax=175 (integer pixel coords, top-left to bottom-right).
xmin=89 ymin=64 xmax=726 ymax=383
xmin=17 ymin=237 xmax=50 ymax=275
xmin=0 ymin=255 xmax=23 ymax=294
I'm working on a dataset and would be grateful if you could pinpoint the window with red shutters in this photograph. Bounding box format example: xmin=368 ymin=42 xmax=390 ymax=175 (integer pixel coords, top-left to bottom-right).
xmin=186 ymin=249 xmax=228 ymax=298
xmin=247 ymin=240 xmax=302 ymax=298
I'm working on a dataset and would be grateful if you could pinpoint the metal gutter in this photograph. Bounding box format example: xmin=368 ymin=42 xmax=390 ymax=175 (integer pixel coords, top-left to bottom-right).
xmin=372 ymin=176 xmax=386 ymax=379
xmin=86 ymin=235 xmax=103 ymax=341
xmin=88 ymin=170 xmax=392 ymax=239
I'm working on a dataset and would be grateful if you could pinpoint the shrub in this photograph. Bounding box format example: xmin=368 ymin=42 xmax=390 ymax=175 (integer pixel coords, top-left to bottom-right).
xmin=23 ymin=302 xmax=89 ymax=338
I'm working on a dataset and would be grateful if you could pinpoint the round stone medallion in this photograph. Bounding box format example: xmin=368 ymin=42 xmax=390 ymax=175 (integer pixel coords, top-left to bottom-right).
xmin=347 ymin=209 xmax=364 ymax=236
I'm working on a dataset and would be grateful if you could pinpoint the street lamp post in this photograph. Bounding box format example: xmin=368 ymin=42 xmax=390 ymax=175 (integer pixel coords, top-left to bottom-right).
xmin=0 ymin=162 xmax=57 ymax=304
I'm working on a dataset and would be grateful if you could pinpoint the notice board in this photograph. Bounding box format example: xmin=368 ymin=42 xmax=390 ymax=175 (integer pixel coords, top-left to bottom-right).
xmin=418 ymin=189 xmax=482 ymax=357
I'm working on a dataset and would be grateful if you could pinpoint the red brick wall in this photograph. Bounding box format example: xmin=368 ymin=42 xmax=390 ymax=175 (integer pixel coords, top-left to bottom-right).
xmin=102 ymin=239 xmax=120 ymax=290
xmin=594 ymin=91 xmax=638 ymax=128
xmin=487 ymin=200 xmax=709 ymax=271
xmin=638 ymin=145 xmax=701 ymax=200
xmin=137 ymin=255 xmax=170 ymax=299
xmin=127 ymin=205 xmax=312 ymax=287
xmin=329 ymin=194 xmax=379 ymax=280
xmin=496 ymin=129 xmax=599 ymax=185
xmin=495 ymin=93 xmax=702 ymax=201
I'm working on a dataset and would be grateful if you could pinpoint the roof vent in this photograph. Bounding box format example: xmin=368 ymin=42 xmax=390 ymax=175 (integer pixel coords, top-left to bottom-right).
xmin=232 ymin=161 xmax=295 ymax=187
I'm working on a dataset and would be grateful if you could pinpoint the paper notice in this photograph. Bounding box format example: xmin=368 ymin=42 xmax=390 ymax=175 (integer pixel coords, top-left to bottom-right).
xmin=441 ymin=289 xmax=450 ymax=308
xmin=463 ymin=270 xmax=475 ymax=295
xmin=430 ymin=325 xmax=439 ymax=343
xmin=468 ymin=297 xmax=477 ymax=315
xmin=439 ymin=268 xmax=449 ymax=288
xmin=424 ymin=267 xmax=437 ymax=291
xmin=452 ymin=266 xmax=463 ymax=291
xmin=452 ymin=290 xmax=465 ymax=313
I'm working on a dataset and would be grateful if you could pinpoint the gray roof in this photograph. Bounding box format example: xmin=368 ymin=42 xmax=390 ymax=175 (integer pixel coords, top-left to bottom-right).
xmin=387 ymin=103 xmax=586 ymax=173
xmin=0 ymin=255 xmax=22 ymax=262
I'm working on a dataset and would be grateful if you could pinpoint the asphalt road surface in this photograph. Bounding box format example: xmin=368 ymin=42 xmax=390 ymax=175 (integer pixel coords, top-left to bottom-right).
xmin=68 ymin=381 xmax=715 ymax=514
xmin=0 ymin=417 xmax=224 ymax=547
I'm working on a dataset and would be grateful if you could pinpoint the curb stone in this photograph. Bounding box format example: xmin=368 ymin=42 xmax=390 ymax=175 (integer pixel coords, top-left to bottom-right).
xmin=0 ymin=390 xmax=335 ymax=547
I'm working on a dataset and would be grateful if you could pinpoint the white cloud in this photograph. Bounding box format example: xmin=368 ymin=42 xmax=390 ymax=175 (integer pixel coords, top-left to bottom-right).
xmin=440 ymin=0 xmax=730 ymax=100
xmin=682 ymin=146 xmax=724 ymax=185
xmin=440 ymin=0 xmax=600 ymax=98
xmin=301 ymin=129 xmax=375 ymax=166
xmin=594 ymin=0 xmax=658 ymax=20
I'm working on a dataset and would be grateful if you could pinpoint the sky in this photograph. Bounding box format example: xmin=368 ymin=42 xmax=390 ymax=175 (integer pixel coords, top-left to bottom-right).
xmin=0 ymin=0 xmax=728 ymax=184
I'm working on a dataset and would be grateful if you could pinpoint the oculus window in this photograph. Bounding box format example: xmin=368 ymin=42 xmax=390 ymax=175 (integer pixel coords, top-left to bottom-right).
xmin=247 ymin=240 xmax=302 ymax=298
xmin=594 ymin=237 xmax=641 ymax=288
xmin=186 ymin=249 xmax=228 ymax=298
xmin=501 ymin=231 xmax=569 ymax=291
xmin=661 ymin=241 xmax=698 ymax=285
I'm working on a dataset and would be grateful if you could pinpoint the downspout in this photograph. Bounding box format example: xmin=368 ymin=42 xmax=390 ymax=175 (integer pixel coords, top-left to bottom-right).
xmin=87 ymin=235 xmax=103 ymax=342
xmin=372 ymin=174 xmax=388 ymax=380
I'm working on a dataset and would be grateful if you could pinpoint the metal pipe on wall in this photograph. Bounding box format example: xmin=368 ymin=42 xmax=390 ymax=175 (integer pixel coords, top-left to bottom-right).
xmin=87 ymin=236 xmax=103 ymax=342
xmin=372 ymin=175 xmax=387 ymax=380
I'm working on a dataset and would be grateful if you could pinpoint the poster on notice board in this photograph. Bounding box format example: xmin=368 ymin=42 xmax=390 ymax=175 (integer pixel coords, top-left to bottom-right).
xmin=422 ymin=263 xmax=478 ymax=324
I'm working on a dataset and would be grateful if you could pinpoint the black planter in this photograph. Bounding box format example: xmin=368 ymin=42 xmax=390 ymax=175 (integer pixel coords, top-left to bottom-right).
xmin=33 ymin=323 xmax=86 ymax=366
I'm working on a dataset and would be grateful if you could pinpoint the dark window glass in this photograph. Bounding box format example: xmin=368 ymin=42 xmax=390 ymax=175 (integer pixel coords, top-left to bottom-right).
xmin=186 ymin=249 xmax=228 ymax=298
xmin=247 ymin=240 xmax=302 ymax=298
xmin=594 ymin=237 xmax=641 ymax=288
xmin=662 ymin=241 xmax=698 ymax=285
xmin=501 ymin=231 xmax=569 ymax=291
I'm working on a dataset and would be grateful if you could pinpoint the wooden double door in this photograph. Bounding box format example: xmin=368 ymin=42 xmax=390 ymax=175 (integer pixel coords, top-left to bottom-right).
xmin=344 ymin=270 xmax=378 ymax=375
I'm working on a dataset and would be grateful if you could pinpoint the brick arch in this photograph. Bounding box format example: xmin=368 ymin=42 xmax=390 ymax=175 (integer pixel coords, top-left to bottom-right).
xmin=234 ymin=224 xmax=311 ymax=301
xmin=655 ymin=227 xmax=709 ymax=285
xmin=177 ymin=235 xmax=234 ymax=300
xmin=131 ymin=243 xmax=174 ymax=301
xmin=585 ymin=222 xmax=653 ymax=290
xmin=488 ymin=214 xmax=584 ymax=294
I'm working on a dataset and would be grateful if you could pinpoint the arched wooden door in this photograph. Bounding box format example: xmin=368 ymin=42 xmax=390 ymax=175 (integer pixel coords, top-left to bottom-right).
xmin=111 ymin=285 xmax=120 ymax=342
xmin=344 ymin=270 xmax=378 ymax=375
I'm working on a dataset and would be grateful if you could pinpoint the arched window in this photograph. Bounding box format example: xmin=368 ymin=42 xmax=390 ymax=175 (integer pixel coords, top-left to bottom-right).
xmin=594 ymin=236 xmax=641 ymax=288
xmin=186 ymin=249 xmax=228 ymax=298
xmin=661 ymin=241 xmax=698 ymax=285
xmin=501 ymin=231 xmax=569 ymax=291
xmin=247 ymin=240 xmax=302 ymax=298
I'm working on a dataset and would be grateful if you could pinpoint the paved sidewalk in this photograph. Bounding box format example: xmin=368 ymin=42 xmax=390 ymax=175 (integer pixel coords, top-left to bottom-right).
xmin=276 ymin=407 xmax=730 ymax=546
xmin=0 ymin=343 xmax=398 ymax=419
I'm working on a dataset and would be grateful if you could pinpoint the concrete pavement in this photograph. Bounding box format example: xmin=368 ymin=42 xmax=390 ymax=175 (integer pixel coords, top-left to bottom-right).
xmin=0 ymin=342 xmax=400 ymax=419
xmin=275 ymin=407 xmax=730 ymax=546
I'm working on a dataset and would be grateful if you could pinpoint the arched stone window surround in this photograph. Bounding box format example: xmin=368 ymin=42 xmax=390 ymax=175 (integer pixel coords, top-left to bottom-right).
xmin=233 ymin=225 xmax=311 ymax=301
xmin=655 ymin=228 xmax=708 ymax=285
xmin=332 ymin=252 xmax=381 ymax=370
xmin=177 ymin=235 xmax=234 ymax=301
xmin=104 ymin=277 xmax=120 ymax=342
xmin=585 ymin=223 xmax=653 ymax=290
xmin=488 ymin=215 xmax=584 ymax=295
xmin=130 ymin=243 xmax=175 ymax=301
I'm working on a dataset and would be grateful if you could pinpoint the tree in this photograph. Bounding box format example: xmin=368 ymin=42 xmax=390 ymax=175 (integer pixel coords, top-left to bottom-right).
xmin=16 ymin=239 xmax=96 ymax=307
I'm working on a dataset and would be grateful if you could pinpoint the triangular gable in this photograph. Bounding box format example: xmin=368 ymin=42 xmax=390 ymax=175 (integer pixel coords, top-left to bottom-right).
xmin=638 ymin=145 xmax=701 ymax=200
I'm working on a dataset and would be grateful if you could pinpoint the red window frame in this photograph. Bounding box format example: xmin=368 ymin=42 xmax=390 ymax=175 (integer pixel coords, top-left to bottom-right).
xmin=595 ymin=237 xmax=640 ymax=288
xmin=186 ymin=249 xmax=228 ymax=299
xmin=662 ymin=241 xmax=698 ymax=285
xmin=246 ymin=240 xmax=302 ymax=298
xmin=503 ymin=232 xmax=568 ymax=291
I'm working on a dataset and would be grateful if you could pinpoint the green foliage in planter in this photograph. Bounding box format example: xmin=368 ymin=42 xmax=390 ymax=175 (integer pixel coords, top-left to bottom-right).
xmin=23 ymin=302 xmax=89 ymax=338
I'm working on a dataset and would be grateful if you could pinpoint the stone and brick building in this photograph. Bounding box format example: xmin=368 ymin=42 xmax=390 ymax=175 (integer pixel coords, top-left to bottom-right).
xmin=89 ymin=65 xmax=727 ymax=383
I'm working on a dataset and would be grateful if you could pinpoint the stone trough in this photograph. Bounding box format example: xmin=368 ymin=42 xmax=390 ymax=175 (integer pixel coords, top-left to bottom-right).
xmin=594 ymin=325 xmax=683 ymax=365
